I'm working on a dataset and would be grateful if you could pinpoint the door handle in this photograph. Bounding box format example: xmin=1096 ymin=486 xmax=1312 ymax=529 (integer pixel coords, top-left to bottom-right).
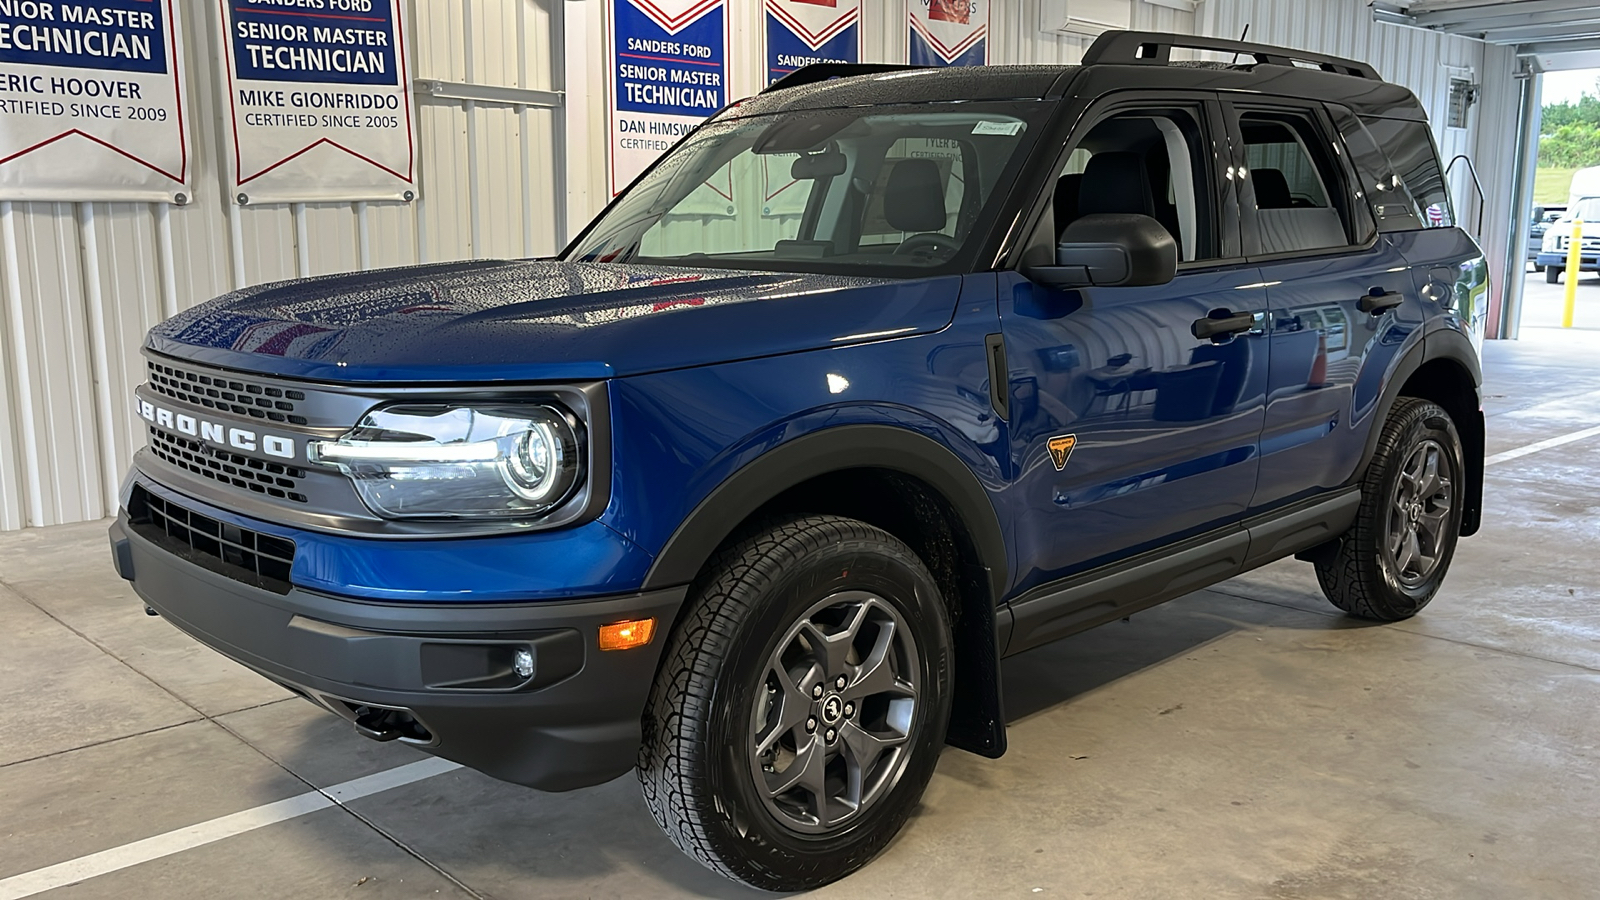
xmin=1358 ymin=288 xmax=1403 ymax=314
xmin=1192 ymin=309 xmax=1256 ymax=341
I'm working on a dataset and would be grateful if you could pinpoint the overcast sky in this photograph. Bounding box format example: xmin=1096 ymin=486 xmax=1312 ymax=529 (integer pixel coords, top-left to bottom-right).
xmin=1543 ymin=69 xmax=1600 ymax=106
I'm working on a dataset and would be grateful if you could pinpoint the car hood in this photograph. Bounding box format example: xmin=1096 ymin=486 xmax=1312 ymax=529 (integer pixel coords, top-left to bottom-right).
xmin=147 ymin=260 xmax=963 ymax=382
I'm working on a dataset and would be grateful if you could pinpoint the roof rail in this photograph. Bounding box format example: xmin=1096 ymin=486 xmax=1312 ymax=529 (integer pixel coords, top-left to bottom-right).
xmin=762 ymin=63 xmax=929 ymax=93
xmin=1081 ymin=31 xmax=1381 ymax=81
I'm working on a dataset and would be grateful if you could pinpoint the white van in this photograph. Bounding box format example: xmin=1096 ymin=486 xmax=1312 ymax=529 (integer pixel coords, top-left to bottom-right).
xmin=1539 ymin=194 xmax=1600 ymax=283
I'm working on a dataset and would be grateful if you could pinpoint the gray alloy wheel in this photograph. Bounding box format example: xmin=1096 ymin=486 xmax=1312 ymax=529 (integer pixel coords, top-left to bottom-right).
xmin=1382 ymin=438 xmax=1453 ymax=588
xmin=750 ymin=590 xmax=920 ymax=835
xmin=1313 ymin=396 xmax=1464 ymax=622
xmin=637 ymin=514 xmax=952 ymax=892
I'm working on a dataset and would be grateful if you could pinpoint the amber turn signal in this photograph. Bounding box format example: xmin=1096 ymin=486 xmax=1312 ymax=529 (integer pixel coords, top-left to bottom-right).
xmin=598 ymin=617 xmax=656 ymax=651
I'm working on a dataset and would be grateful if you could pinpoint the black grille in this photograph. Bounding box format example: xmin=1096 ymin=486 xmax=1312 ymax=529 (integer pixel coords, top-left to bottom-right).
xmin=129 ymin=485 xmax=296 ymax=594
xmin=146 ymin=361 xmax=309 ymax=426
xmin=147 ymin=427 xmax=309 ymax=503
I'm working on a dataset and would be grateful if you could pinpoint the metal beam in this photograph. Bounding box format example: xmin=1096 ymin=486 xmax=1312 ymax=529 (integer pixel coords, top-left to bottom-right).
xmin=1481 ymin=22 xmax=1600 ymax=44
xmin=414 ymin=80 xmax=564 ymax=108
xmin=1519 ymin=36 xmax=1600 ymax=56
xmin=1410 ymin=0 xmax=1600 ymax=29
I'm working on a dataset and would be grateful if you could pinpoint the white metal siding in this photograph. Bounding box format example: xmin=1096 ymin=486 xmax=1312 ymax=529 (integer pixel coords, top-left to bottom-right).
xmin=0 ymin=0 xmax=1519 ymax=531
xmin=0 ymin=0 xmax=566 ymax=530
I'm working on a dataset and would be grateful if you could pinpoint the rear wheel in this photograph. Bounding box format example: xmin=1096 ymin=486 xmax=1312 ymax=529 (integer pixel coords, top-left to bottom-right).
xmin=1315 ymin=397 xmax=1464 ymax=621
xmin=638 ymin=515 xmax=952 ymax=892
xmin=1547 ymin=265 xmax=1563 ymax=284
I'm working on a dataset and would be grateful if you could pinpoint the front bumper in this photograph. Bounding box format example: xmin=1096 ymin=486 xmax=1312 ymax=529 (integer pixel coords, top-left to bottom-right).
xmin=110 ymin=508 xmax=685 ymax=792
xmin=1536 ymin=251 xmax=1600 ymax=270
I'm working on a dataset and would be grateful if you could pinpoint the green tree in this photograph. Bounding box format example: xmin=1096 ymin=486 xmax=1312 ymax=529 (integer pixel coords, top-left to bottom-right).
xmin=1540 ymin=123 xmax=1600 ymax=168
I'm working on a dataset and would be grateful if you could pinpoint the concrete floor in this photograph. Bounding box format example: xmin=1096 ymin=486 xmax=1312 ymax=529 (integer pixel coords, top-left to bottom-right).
xmin=4 ymin=320 xmax=1600 ymax=899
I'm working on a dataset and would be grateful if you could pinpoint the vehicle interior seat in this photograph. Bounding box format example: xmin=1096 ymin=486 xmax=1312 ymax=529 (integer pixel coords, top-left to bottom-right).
xmin=885 ymin=159 xmax=949 ymax=238
xmin=1251 ymin=166 xmax=1346 ymax=254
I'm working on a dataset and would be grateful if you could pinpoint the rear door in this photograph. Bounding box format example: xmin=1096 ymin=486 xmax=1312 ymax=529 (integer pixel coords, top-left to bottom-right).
xmin=1223 ymin=98 xmax=1421 ymax=514
xmin=999 ymin=95 xmax=1268 ymax=597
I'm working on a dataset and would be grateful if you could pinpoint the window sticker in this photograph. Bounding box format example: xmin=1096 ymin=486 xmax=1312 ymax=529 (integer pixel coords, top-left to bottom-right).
xmin=972 ymin=120 xmax=1023 ymax=136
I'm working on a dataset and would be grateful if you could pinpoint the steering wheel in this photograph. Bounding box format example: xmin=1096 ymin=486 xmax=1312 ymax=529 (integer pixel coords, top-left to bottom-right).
xmin=893 ymin=233 xmax=960 ymax=259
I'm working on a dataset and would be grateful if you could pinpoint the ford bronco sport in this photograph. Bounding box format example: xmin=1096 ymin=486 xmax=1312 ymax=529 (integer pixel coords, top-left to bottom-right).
xmin=111 ymin=31 xmax=1487 ymax=891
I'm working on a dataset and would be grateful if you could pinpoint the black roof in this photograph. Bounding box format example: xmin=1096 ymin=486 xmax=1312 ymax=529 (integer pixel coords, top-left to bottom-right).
xmin=737 ymin=65 xmax=1072 ymax=117
xmin=735 ymin=31 xmax=1424 ymax=122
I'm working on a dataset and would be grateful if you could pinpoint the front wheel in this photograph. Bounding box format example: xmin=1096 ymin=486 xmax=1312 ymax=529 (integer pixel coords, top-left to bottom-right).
xmin=1315 ymin=397 xmax=1465 ymax=621
xmin=1547 ymin=265 xmax=1563 ymax=284
xmin=638 ymin=515 xmax=952 ymax=892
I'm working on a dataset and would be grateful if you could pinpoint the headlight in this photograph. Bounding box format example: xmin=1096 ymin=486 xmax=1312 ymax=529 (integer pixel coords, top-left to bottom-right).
xmin=309 ymin=405 xmax=582 ymax=519
xmin=1543 ymin=230 xmax=1561 ymax=252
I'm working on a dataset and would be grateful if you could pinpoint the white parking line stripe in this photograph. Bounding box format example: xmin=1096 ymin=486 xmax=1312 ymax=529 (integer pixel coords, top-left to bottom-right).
xmin=0 ymin=757 xmax=461 ymax=900
xmin=1484 ymin=423 xmax=1600 ymax=467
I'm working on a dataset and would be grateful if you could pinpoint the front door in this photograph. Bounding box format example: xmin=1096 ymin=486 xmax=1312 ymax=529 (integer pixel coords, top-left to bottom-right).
xmin=999 ymin=98 xmax=1268 ymax=598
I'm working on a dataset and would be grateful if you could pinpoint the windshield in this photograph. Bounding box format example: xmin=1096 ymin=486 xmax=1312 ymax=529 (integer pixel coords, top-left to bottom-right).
xmin=1561 ymin=197 xmax=1600 ymax=221
xmin=565 ymin=102 xmax=1048 ymax=275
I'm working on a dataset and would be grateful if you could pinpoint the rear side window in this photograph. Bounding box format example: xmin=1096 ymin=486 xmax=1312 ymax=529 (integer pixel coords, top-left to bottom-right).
xmin=1359 ymin=116 xmax=1455 ymax=230
xmin=1238 ymin=110 xmax=1354 ymax=254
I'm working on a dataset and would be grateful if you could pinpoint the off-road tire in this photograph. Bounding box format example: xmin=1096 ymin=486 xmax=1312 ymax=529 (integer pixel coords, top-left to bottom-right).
xmin=638 ymin=514 xmax=953 ymax=892
xmin=1547 ymin=265 xmax=1562 ymax=284
xmin=1315 ymin=397 xmax=1465 ymax=621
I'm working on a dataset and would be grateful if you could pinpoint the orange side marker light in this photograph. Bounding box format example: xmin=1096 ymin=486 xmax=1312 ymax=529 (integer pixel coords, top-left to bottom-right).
xmin=598 ymin=617 xmax=656 ymax=651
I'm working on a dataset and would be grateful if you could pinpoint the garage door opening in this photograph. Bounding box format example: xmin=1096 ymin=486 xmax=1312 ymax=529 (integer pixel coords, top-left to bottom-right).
xmin=1520 ymin=69 xmax=1600 ymax=334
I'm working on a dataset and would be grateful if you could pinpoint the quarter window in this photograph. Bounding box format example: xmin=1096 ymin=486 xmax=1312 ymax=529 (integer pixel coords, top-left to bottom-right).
xmin=1360 ymin=117 xmax=1456 ymax=229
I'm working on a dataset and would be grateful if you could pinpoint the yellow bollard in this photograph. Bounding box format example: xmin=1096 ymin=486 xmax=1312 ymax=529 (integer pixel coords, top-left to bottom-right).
xmin=1564 ymin=218 xmax=1582 ymax=328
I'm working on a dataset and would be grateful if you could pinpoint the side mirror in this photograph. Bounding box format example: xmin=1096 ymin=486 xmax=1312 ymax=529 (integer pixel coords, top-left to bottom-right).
xmin=1027 ymin=213 xmax=1178 ymax=288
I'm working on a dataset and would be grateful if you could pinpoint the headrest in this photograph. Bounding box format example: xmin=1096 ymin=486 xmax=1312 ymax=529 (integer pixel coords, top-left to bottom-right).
xmin=1054 ymin=173 xmax=1084 ymax=230
xmin=885 ymin=159 xmax=947 ymax=233
xmin=1251 ymin=168 xmax=1293 ymax=209
xmin=1077 ymin=152 xmax=1154 ymax=217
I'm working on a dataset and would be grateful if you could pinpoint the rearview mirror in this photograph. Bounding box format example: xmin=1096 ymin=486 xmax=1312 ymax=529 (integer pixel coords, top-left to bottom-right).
xmin=791 ymin=150 xmax=846 ymax=180
xmin=1027 ymin=213 xmax=1178 ymax=288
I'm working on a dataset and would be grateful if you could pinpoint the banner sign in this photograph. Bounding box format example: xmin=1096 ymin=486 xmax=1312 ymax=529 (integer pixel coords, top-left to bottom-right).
xmin=218 ymin=0 xmax=416 ymax=204
xmin=907 ymin=0 xmax=988 ymax=67
xmin=0 ymin=0 xmax=191 ymax=202
xmin=765 ymin=0 xmax=859 ymax=85
xmin=607 ymin=0 xmax=728 ymax=196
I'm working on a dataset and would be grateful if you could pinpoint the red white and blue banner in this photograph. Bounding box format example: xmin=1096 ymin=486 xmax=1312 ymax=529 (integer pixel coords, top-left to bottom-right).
xmin=907 ymin=0 xmax=988 ymax=67
xmin=765 ymin=0 xmax=860 ymax=85
xmin=607 ymin=0 xmax=728 ymax=196
xmin=0 ymin=0 xmax=191 ymax=202
xmin=218 ymin=0 xmax=416 ymax=204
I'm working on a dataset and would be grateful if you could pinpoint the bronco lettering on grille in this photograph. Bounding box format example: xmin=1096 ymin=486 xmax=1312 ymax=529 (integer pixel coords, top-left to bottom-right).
xmin=137 ymin=396 xmax=297 ymax=460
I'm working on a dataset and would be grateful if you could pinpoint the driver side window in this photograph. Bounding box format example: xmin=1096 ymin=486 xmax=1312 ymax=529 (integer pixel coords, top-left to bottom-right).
xmin=1052 ymin=107 xmax=1219 ymax=263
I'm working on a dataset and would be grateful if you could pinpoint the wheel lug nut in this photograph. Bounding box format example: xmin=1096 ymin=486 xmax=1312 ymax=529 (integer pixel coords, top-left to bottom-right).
xmin=825 ymin=728 xmax=837 ymax=743
xmin=812 ymin=684 xmax=824 ymax=699
xmin=806 ymin=717 xmax=817 ymax=733
xmin=844 ymin=702 xmax=855 ymax=718
xmin=835 ymin=675 xmax=847 ymax=690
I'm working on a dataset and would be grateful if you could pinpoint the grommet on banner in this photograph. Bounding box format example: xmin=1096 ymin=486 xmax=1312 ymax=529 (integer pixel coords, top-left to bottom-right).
xmin=404 ymin=191 xmax=415 ymax=202
xmin=237 ymin=193 xmax=250 ymax=206
xmin=173 ymin=193 xmax=189 ymax=206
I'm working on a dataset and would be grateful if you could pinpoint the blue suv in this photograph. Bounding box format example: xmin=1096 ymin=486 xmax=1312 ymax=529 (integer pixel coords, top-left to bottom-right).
xmin=110 ymin=32 xmax=1487 ymax=891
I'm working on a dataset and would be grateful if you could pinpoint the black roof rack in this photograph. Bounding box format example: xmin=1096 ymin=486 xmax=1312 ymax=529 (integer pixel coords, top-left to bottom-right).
xmin=763 ymin=64 xmax=929 ymax=93
xmin=1082 ymin=31 xmax=1381 ymax=81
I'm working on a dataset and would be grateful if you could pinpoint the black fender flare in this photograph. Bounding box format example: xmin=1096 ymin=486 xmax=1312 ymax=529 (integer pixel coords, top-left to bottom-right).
xmin=1355 ymin=327 xmax=1484 ymax=534
xmin=641 ymin=423 xmax=1012 ymax=758
xmin=642 ymin=424 xmax=1008 ymax=599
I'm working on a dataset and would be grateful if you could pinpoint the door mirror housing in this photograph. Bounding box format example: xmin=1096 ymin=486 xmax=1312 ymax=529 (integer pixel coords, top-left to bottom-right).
xmin=1028 ymin=213 xmax=1178 ymax=288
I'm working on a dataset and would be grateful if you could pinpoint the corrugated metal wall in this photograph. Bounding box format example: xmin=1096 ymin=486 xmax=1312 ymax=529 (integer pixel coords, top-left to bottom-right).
xmin=0 ymin=0 xmax=1520 ymax=531
xmin=0 ymin=0 xmax=565 ymax=530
